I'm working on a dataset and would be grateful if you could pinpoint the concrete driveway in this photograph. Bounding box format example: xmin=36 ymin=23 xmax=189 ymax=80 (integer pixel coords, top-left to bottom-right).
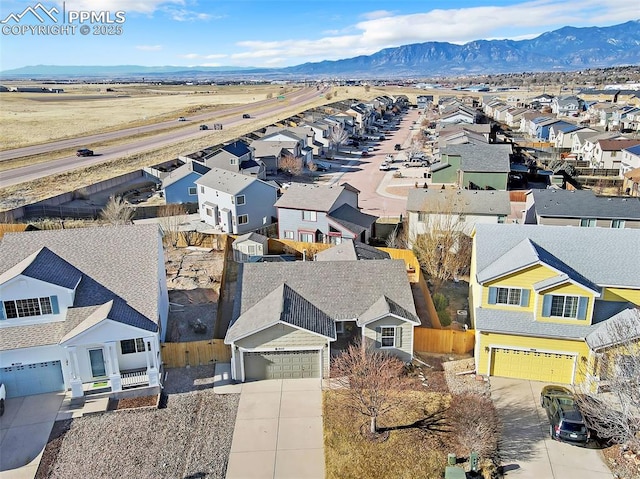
xmin=490 ymin=378 xmax=613 ymax=478
xmin=225 ymin=378 xmax=324 ymax=479
xmin=0 ymin=392 xmax=65 ymax=478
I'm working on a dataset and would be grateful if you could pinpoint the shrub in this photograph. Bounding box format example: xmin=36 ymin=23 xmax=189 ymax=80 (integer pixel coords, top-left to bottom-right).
xmin=432 ymin=293 xmax=449 ymax=311
xmin=437 ymin=309 xmax=452 ymax=327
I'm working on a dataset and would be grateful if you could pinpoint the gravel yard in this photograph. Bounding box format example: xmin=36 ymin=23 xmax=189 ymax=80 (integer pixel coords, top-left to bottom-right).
xmin=39 ymin=366 xmax=239 ymax=479
xmin=443 ymin=357 xmax=491 ymax=396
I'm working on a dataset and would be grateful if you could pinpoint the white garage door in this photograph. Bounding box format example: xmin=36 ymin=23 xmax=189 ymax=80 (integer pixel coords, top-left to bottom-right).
xmin=0 ymin=361 xmax=65 ymax=398
xmin=244 ymin=350 xmax=321 ymax=380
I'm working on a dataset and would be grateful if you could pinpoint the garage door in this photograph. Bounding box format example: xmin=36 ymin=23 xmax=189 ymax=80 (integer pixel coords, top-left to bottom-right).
xmin=0 ymin=361 xmax=65 ymax=398
xmin=244 ymin=350 xmax=321 ymax=380
xmin=490 ymin=348 xmax=575 ymax=384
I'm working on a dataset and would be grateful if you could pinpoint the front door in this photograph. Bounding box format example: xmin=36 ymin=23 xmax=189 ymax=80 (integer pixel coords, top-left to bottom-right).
xmin=89 ymin=348 xmax=106 ymax=378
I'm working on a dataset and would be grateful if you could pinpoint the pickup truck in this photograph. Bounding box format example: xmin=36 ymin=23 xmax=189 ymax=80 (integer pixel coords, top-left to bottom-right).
xmin=403 ymin=158 xmax=429 ymax=168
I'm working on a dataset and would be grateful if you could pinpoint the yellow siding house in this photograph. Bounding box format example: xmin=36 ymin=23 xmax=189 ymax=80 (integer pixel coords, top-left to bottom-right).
xmin=470 ymin=224 xmax=640 ymax=386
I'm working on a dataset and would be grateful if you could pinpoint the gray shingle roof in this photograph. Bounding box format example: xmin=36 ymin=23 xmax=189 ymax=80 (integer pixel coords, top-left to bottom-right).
xmin=195 ymin=167 xmax=273 ymax=195
xmin=442 ymin=143 xmax=511 ymax=173
xmin=315 ymin=239 xmax=391 ymax=262
xmin=162 ymin=161 xmax=210 ymax=189
xmin=226 ymin=260 xmax=419 ymax=343
xmin=474 ymin=224 xmax=640 ymax=288
xmin=586 ymin=303 xmax=640 ymax=350
xmin=531 ymin=189 xmax=640 ymax=220
xmin=327 ymin=204 xmax=378 ymax=235
xmin=406 ymin=189 xmax=510 ymax=215
xmin=274 ymin=183 xmax=358 ymax=212
xmin=0 ymin=224 xmax=162 ymax=350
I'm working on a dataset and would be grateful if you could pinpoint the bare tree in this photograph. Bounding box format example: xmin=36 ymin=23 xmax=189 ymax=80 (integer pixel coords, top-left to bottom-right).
xmin=158 ymin=203 xmax=189 ymax=247
xmin=332 ymin=341 xmax=407 ymax=436
xmin=100 ymin=196 xmax=134 ymax=225
xmin=278 ymin=153 xmax=303 ymax=177
xmin=329 ymin=123 xmax=349 ymax=155
xmin=575 ymin=310 xmax=640 ymax=455
xmin=448 ymin=393 xmax=500 ymax=458
xmin=410 ymin=190 xmax=473 ymax=292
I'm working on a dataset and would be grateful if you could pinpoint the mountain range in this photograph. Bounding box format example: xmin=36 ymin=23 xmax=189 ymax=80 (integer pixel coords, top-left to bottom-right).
xmin=2 ymin=20 xmax=639 ymax=79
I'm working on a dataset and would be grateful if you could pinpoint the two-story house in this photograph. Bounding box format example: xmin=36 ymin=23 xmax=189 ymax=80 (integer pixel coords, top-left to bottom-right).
xmin=275 ymin=183 xmax=377 ymax=244
xmin=470 ymin=224 xmax=640 ymax=386
xmin=406 ymin=189 xmax=510 ymax=247
xmin=591 ymin=138 xmax=640 ymax=170
xmin=196 ymin=167 xmax=278 ymax=234
xmin=0 ymin=224 xmax=169 ymax=399
xmin=524 ymin=189 xmax=640 ymax=228
xmin=551 ymin=95 xmax=584 ymax=116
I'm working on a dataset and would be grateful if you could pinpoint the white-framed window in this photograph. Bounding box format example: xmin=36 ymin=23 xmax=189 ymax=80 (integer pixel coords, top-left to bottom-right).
xmin=2 ymin=297 xmax=54 ymax=319
xmin=238 ymin=214 xmax=248 ymax=225
xmin=120 ymin=338 xmax=147 ymax=354
xmin=302 ymin=210 xmax=317 ymax=221
xmin=488 ymin=287 xmax=529 ymax=307
xmin=284 ymin=230 xmax=294 ymax=239
xmin=380 ymin=327 xmax=396 ymax=348
xmin=542 ymin=294 xmax=588 ymax=320
xmin=611 ymin=219 xmax=625 ymax=228
xmin=248 ymin=245 xmax=256 ymax=255
xmin=236 ymin=195 xmax=246 ymax=205
xmin=299 ymin=232 xmax=314 ymax=242
xmin=206 ymin=207 xmax=213 ymax=217
xmin=336 ymin=322 xmax=344 ymax=334
xmin=230 ymin=158 xmax=237 ymax=165
xmin=580 ymin=218 xmax=596 ymax=227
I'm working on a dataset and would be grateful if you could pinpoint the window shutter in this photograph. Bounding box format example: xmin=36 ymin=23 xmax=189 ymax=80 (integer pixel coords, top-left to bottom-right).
xmin=520 ymin=289 xmax=530 ymax=307
xmin=542 ymin=295 xmax=552 ymax=317
xmin=395 ymin=326 xmax=402 ymax=348
xmin=488 ymin=287 xmax=498 ymax=304
xmin=577 ymin=297 xmax=588 ymax=320
xmin=0 ymin=303 xmax=5 ymax=320
xmin=376 ymin=326 xmax=381 ymax=346
xmin=50 ymin=296 xmax=59 ymax=314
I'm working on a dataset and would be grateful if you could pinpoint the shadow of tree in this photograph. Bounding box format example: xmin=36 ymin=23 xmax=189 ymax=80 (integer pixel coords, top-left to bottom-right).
xmin=379 ymin=407 xmax=452 ymax=435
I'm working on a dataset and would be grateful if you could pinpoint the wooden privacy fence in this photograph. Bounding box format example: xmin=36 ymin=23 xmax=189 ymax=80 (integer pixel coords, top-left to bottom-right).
xmin=161 ymin=340 xmax=231 ymax=368
xmin=414 ymin=328 xmax=475 ymax=355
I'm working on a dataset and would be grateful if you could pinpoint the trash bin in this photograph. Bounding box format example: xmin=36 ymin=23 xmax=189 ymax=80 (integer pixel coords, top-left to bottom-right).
xmin=447 ymin=453 xmax=456 ymax=466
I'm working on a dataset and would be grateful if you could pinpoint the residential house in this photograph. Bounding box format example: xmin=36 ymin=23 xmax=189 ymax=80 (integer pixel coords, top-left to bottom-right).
xmin=524 ymin=189 xmax=640 ymax=228
xmin=623 ymin=168 xmax=640 ymax=197
xmin=314 ymin=238 xmax=391 ymax=261
xmin=553 ymin=126 xmax=596 ymax=150
xmin=417 ymin=95 xmax=433 ymax=109
xmin=263 ymin=127 xmax=315 ymax=160
xmin=430 ymin=142 xmax=512 ymax=190
xmin=437 ymin=124 xmax=492 ymax=148
xmin=224 ymin=259 xmax=420 ymax=381
xmin=406 ymin=189 xmax=511 ymax=247
xmin=196 ymin=167 xmax=278 ymax=234
xmin=203 ymin=141 xmax=265 ymax=179
xmin=504 ymin=107 xmax=530 ymax=129
xmin=545 ymin=121 xmax=579 ymax=144
xmin=528 ymin=93 xmax=555 ymax=109
xmin=519 ymin=112 xmax=551 ymax=135
xmin=275 ymin=183 xmax=377 ymax=244
xmin=162 ymin=161 xmax=211 ymax=204
xmin=470 ymin=224 xmax=640 ymax=386
xmin=439 ymin=107 xmax=476 ymax=125
xmin=232 ymin=232 xmax=269 ymax=262
xmin=551 ymin=95 xmax=584 ymax=116
xmin=621 ymin=144 xmax=640 ymax=175
xmin=572 ymin=131 xmax=622 ymax=163
xmin=0 ymin=224 xmax=169 ymax=399
xmin=592 ymin=138 xmax=640 ymax=170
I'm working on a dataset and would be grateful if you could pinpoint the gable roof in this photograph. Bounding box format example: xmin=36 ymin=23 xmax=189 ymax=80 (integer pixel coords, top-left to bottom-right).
xmin=327 ymin=204 xmax=378 ymax=235
xmin=598 ymin=138 xmax=640 ymax=151
xmin=531 ymin=189 xmax=640 ymax=220
xmin=162 ymin=160 xmax=210 ymax=188
xmin=233 ymin=232 xmax=268 ymax=245
xmin=195 ymin=167 xmax=274 ymax=195
xmin=586 ymin=304 xmax=640 ymax=350
xmin=474 ymin=224 xmax=640 ymax=288
xmin=442 ymin=143 xmax=511 ymax=173
xmin=221 ymin=140 xmax=251 ymax=158
xmin=406 ymin=189 xmax=510 ymax=215
xmin=274 ymin=182 xmax=358 ymax=212
xmin=0 ymin=247 xmax=83 ymax=290
xmin=228 ymin=259 xmax=419 ymax=340
xmin=314 ymin=239 xmax=391 ymax=261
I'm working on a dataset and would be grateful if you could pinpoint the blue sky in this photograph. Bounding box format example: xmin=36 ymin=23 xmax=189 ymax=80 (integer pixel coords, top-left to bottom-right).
xmin=0 ymin=0 xmax=637 ymax=71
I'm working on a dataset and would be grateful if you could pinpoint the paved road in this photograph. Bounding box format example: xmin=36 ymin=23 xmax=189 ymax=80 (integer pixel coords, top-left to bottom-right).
xmin=490 ymin=377 xmax=613 ymax=479
xmin=0 ymin=87 xmax=325 ymax=189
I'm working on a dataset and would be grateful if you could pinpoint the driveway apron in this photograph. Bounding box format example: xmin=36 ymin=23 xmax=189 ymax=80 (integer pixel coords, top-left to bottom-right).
xmin=226 ymin=379 xmax=324 ymax=479
xmin=490 ymin=377 xmax=613 ymax=479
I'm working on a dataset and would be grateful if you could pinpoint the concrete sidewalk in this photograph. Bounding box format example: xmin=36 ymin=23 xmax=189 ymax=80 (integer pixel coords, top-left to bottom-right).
xmin=225 ymin=378 xmax=324 ymax=479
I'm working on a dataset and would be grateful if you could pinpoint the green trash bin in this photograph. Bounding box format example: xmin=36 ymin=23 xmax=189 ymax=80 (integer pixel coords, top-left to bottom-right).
xmin=447 ymin=453 xmax=457 ymax=466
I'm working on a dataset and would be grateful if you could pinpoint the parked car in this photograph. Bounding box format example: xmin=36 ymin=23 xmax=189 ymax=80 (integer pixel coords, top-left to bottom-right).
xmin=0 ymin=382 xmax=5 ymax=416
xmin=199 ymin=124 xmax=209 ymax=130
xmin=361 ymin=151 xmax=370 ymax=157
xmin=385 ymin=154 xmax=394 ymax=163
xmin=178 ymin=116 xmax=187 ymax=121
xmin=367 ymin=146 xmax=375 ymax=152
xmin=242 ymin=113 xmax=251 ymax=119
xmin=76 ymin=148 xmax=94 ymax=157
xmin=379 ymin=162 xmax=390 ymax=171
xmin=540 ymin=385 xmax=590 ymax=445
xmin=403 ymin=159 xmax=428 ymax=168
xmin=394 ymin=144 xmax=402 ymax=151
xmin=312 ymin=161 xmax=330 ymax=172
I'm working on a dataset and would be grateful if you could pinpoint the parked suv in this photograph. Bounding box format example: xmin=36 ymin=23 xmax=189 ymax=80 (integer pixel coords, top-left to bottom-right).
xmin=540 ymin=385 xmax=590 ymax=445
xmin=76 ymin=148 xmax=94 ymax=157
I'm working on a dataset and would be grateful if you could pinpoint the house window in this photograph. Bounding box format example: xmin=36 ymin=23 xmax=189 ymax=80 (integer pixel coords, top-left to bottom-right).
xmin=418 ymin=212 xmax=428 ymax=222
xmin=580 ymin=218 xmax=596 ymax=227
xmin=488 ymin=287 xmax=529 ymax=307
xmin=302 ymin=211 xmax=317 ymax=221
xmin=200 ymin=186 xmax=205 ymax=194
xmin=188 ymin=186 xmax=197 ymax=196
xmin=120 ymin=338 xmax=147 ymax=354
xmin=542 ymin=294 xmax=588 ymax=320
xmin=611 ymin=219 xmax=625 ymax=228
xmin=3 ymin=297 xmax=53 ymax=319
xmin=284 ymin=230 xmax=294 ymax=239
xmin=236 ymin=195 xmax=246 ymax=205
xmin=248 ymin=245 xmax=256 ymax=255
xmin=380 ymin=327 xmax=396 ymax=348
xmin=299 ymin=232 xmax=314 ymax=242
xmin=230 ymin=158 xmax=237 ymax=165
xmin=206 ymin=208 xmax=213 ymax=217
xmin=497 ymin=215 xmax=506 ymax=224
xmin=238 ymin=214 xmax=248 ymax=225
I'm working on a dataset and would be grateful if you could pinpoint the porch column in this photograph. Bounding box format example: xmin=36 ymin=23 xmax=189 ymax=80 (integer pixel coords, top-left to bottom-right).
xmin=145 ymin=337 xmax=159 ymax=387
xmin=67 ymin=347 xmax=83 ymax=398
xmin=105 ymin=341 xmax=122 ymax=392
